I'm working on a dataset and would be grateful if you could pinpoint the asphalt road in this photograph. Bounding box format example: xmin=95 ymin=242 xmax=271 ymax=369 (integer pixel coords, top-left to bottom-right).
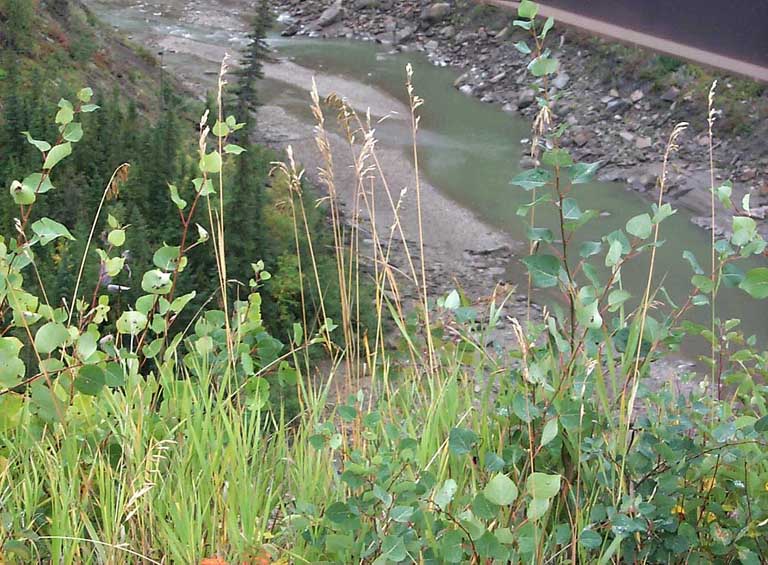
xmin=478 ymin=0 xmax=768 ymax=82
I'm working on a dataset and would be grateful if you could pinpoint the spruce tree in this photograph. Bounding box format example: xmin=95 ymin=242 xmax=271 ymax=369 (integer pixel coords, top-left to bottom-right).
xmin=235 ymin=0 xmax=272 ymax=118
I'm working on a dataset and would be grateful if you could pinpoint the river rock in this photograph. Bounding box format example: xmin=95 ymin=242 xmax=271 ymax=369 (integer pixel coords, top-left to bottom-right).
xmin=489 ymin=71 xmax=506 ymax=84
xmin=502 ymin=102 xmax=518 ymax=113
xmin=661 ymin=86 xmax=681 ymax=102
xmin=517 ymin=88 xmax=536 ymax=109
xmin=635 ymin=136 xmax=652 ymax=149
xmin=520 ymin=155 xmax=537 ymax=169
xmin=619 ymin=130 xmax=635 ymax=143
xmin=495 ymin=26 xmax=510 ymax=40
xmin=552 ymin=72 xmax=570 ymax=89
xmin=395 ymin=25 xmax=415 ymax=43
xmin=630 ymin=89 xmax=644 ymax=103
xmin=314 ymin=1 xmax=343 ymax=28
xmin=421 ymin=3 xmax=451 ymax=22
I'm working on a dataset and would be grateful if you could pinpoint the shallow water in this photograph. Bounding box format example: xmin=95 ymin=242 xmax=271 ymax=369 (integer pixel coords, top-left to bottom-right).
xmin=88 ymin=2 xmax=767 ymax=355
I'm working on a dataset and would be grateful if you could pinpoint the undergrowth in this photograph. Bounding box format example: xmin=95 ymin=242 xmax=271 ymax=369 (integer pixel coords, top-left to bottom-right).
xmin=1 ymin=1 xmax=767 ymax=563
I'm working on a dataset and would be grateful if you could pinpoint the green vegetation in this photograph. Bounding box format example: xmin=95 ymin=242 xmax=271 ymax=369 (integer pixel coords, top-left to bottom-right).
xmin=0 ymin=1 xmax=767 ymax=563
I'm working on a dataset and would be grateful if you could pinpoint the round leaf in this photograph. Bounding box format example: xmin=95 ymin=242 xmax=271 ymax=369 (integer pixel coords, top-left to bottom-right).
xmin=484 ymin=473 xmax=519 ymax=506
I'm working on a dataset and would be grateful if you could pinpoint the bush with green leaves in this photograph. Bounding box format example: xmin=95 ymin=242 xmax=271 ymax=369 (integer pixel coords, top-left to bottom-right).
xmin=0 ymin=87 xmax=293 ymax=426
xmin=274 ymin=2 xmax=768 ymax=563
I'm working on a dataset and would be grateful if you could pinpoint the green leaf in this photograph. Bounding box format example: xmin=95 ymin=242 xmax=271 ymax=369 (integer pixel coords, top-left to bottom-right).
xmin=22 ymin=131 xmax=51 ymax=152
xmin=682 ymin=250 xmax=704 ymax=274
xmin=540 ymin=16 xmax=554 ymax=39
xmin=212 ymin=121 xmax=230 ymax=137
xmin=606 ymin=240 xmax=623 ymax=267
xmin=9 ymin=180 xmax=35 ymax=205
xmin=199 ymin=151 xmax=222 ymax=174
xmin=55 ymin=105 xmax=74 ymax=126
xmin=755 ymin=415 xmax=768 ymax=432
xmin=541 ymin=148 xmax=572 ymax=168
xmin=22 ymin=173 xmax=54 ymax=194
xmin=34 ymin=322 xmax=69 ymax=355
xmin=579 ymin=241 xmax=602 ymax=258
xmin=518 ymin=0 xmax=539 ymax=19
xmin=570 ymin=161 xmax=601 ymax=184
xmin=732 ymin=216 xmax=757 ymax=247
xmin=75 ymin=365 xmax=105 ymax=396
xmin=168 ymin=183 xmax=187 ymax=210
xmin=141 ymin=270 xmax=173 ymax=295
xmin=43 ymin=142 xmax=72 ymax=170
xmin=514 ymin=41 xmax=531 ymax=54
xmin=224 ymin=143 xmax=246 ymax=155
xmin=108 ymin=229 xmax=125 ymax=247
xmin=325 ymin=502 xmax=356 ymax=525
xmin=192 ymin=177 xmax=215 ymax=196
xmin=562 ymin=198 xmax=582 ymax=221
xmin=529 ymin=56 xmax=559 ymax=77
xmin=513 ymin=19 xmax=532 ymax=30
xmin=116 ymin=311 xmax=148 ymax=335
xmin=522 ymin=254 xmax=560 ymax=288
xmin=337 ymin=405 xmax=357 ymax=422
xmin=484 ymin=473 xmax=518 ymax=506
xmin=526 ymin=472 xmax=561 ymax=499
xmin=435 ymin=479 xmax=458 ymax=509
xmin=652 ymin=203 xmax=676 ymax=223
xmin=716 ymin=181 xmax=733 ymax=208
xmin=510 ymin=168 xmax=551 ymax=190
xmin=31 ymin=218 xmax=75 ymax=246
xmin=476 ymin=531 xmax=509 ymax=561
xmin=580 ymin=528 xmax=603 ymax=550
xmin=378 ymin=536 xmax=407 ymax=563
xmin=0 ymin=337 xmax=25 ymax=388
xmin=527 ymin=498 xmax=550 ymax=520
xmin=608 ymin=289 xmax=631 ymax=311
xmin=77 ymin=331 xmax=98 ymax=360
xmin=170 ymin=291 xmax=197 ymax=313
xmin=740 ymin=268 xmax=768 ymax=299
xmin=722 ymin=263 xmax=744 ymax=288
xmin=153 ymin=246 xmax=182 ymax=271
xmin=527 ymin=227 xmax=553 ymax=243
xmin=77 ymin=87 xmax=94 ymax=103
xmin=626 ymin=213 xmax=652 ymax=239
xmin=540 ymin=418 xmax=558 ymax=446
xmin=81 ymin=104 xmax=100 ymax=113
xmin=449 ymin=427 xmax=478 ymax=455
xmin=691 ymin=274 xmax=714 ymax=294
xmin=439 ymin=530 xmax=465 ymax=563
xmin=62 ymin=122 xmax=83 ymax=143
xmin=472 ymin=493 xmax=498 ymax=520
xmin=390 ymin=505 xmax=415 ymax=523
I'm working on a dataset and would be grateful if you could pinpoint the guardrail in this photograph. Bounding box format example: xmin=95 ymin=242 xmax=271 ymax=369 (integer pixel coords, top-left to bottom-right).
xmin=475 ymin=0 xmax=768 ymax=82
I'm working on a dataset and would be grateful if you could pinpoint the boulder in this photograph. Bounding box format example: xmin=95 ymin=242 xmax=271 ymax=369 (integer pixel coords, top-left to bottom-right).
xmin=421 ymin=3 xmax=452 ymax=22
xmin=517 ymin=88 xmax=536 ymax=109
xmin=552 ymin=72 xmax=570 ymax=90
xmin=314 ymin=1 xmax=343 ymax=28
xmin=395 ymin=25 xmax=415 ymax=43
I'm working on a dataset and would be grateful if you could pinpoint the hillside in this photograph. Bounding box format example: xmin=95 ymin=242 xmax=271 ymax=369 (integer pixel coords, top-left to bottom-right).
xmin=0 ymin=0 xmax=168 ymax=113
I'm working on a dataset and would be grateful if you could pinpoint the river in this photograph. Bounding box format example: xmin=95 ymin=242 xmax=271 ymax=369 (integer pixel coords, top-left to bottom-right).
xmin=89 ymin=0 xmax=767 ymax=358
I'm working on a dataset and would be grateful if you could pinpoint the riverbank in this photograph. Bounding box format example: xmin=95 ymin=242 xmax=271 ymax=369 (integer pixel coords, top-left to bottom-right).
xmin=277 ymin=0 xmax=768 ymax=238
xmin=88 ymin=0 xmax=537 ymax=332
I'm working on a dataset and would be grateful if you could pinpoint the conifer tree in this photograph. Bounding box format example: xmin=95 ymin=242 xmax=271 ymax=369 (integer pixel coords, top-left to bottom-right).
xmin=235 ymin=0 xmax=272 ymax=118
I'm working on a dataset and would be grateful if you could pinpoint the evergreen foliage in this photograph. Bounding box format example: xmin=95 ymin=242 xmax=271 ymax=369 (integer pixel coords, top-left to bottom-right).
xmin=234 ymin=0 xmax=273 ymax=117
